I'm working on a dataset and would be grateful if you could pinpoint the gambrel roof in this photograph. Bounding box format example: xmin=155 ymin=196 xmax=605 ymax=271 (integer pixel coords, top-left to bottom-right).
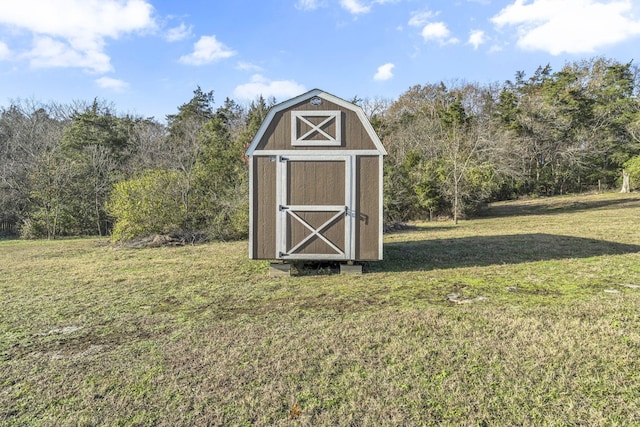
xmin=245 ymin=88 xmax=387 ymax=156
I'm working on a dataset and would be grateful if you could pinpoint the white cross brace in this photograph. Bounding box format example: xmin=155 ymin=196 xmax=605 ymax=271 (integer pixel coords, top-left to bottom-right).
xmin=285 ymin=206 xmax=346 ymax=255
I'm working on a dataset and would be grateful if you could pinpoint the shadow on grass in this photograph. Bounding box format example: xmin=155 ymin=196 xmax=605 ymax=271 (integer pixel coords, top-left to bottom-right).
xmin=372 ymin=233 xmax=640 ymax=272
xmin=485 ymin=197 xmax=640 ymax=218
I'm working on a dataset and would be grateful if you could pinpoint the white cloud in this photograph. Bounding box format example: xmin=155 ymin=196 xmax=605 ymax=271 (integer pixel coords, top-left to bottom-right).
xmin=96 ymin=76 xmax=129 ymax=92
xmin=410 ymin=10 xmax=459 ymax=46
xmin=491 ymin=0 xmax=640 ymax=55
xmin=236 ymin=61 xmax=263 ymax=72
xmin=27 ymin=36 xmax=112 ymax=72
xmin=166 ymin=23 xmax=192 ymax=42
xmin=0 ymin=41 xmax=11 ymax=60
xmin=0 ymin=0 xmax=155 ymax=73
xmin=422 ymin=22 xmax=449 ymax=40
xmin=179 ymin=35 xmax=236 ymax=65
xmin=340 ymin=0 xmax=371 ymax=14
xmin=338 ymin=0 xmax=398 ymax=15
xmin=295 ymin=0 xmax=325 ymax=11
xmin=409 ymin=10 xmax=436 ymax=27
xmin=468 ymin=29 xmax=487 ymax=49
xmin=421 ymin=22 xmax=459 ymax=45
xmin=374 ymin=63 xmax=395 ymax=81
xmin=233 ymin=74 xmax=305 ymax=101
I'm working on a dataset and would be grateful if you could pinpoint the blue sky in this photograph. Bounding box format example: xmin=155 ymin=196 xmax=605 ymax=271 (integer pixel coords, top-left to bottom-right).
xmin=1 ymin=0 xmax=640 ymax=121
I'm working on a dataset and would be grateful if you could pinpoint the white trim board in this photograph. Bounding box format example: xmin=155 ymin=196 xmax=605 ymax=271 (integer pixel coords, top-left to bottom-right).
xmin=248 ymin=155 xmax=254 ymax=258
xmin=276 ymin=154 xmax=354 ymax=261
xmin=291 ymin=110 xmax=341 ymax=146
xmin=251 ymin=150 xmax=382 ymax=157
xmin=378 ymin=154 xmax=384 ymax=260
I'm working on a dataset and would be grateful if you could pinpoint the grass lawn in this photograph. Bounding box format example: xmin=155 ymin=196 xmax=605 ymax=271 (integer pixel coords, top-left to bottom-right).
xmin=2 ymin=192 xmax=640 ymax=425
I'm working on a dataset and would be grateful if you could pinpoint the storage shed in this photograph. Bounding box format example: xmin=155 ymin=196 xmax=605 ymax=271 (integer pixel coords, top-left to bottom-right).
xmin=246 ymin=89 xmax=386 ymax=264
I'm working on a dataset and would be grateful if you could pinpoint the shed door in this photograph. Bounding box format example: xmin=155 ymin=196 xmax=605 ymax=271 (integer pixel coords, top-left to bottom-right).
xmin=276 ymin=155 xmax=354 ymax=260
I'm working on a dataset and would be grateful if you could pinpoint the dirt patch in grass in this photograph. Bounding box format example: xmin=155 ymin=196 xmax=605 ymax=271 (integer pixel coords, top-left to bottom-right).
xmin=115 ymin=232 xmax=209 ymax=249
xmin=6 ymin=321 xmax=155 ymax=361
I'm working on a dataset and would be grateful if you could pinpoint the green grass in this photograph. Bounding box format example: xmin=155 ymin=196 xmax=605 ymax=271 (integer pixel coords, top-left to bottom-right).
xmin=2 ymin=192 xmax=640 ymax=425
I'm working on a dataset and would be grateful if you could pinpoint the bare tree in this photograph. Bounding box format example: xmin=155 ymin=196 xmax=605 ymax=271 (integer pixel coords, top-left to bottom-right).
xmin=83 ymin=144 xmax=117 ymax=235
xmin=358 ymin=97 xmax=393 ymax=121
xmin=620 ymin=170 xmax=631 ymax=193
xmin=127 ymin=118 xmax=170 ymax=172
xmin=167 ymin=116 xmax=207 ymax=225
xmin=24 ymin=105 xmax=73 ymax=238
xmin=0 ymin=100 xmax=75 ymax=238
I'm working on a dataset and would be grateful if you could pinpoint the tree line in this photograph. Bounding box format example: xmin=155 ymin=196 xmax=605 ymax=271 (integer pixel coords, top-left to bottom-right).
xmin=378 ymin=57 xmax=640 ymax=224
xmin=1 ymin=57 xmax=639 ymax=240
xmin=0 ymin=88 xmax=265 ymax=240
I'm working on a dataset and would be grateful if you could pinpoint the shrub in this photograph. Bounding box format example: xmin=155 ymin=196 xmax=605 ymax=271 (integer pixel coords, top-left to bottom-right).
xmin=624 ymin=155 xmax=640 ymax=190
xmin=107 ymin=170 xmax=186 ymax=241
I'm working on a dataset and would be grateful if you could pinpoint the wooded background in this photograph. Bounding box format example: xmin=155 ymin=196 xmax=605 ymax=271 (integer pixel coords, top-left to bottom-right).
xmin=2 ymin=57 xmax=640 ymax=240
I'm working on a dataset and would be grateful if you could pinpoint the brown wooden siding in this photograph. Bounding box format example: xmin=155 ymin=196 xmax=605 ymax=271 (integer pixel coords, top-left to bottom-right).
xmin=252 ymin=155 xmax=380 ymax=260
xmin=256 ymin=99 xmax=377 ymax=151
xmin=252 ymin=156 xmax=276 ymax=259
xmin=287 ymin=160 xmax=345 ymax=205
xmin=286 ymin=160 xmax=346 ymax=256
xmin=355 ymin=156 xmax=380 ymax=260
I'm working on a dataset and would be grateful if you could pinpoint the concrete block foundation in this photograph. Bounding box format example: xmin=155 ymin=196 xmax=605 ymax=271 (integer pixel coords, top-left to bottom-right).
xmin=269 ymin=263 xmax=292 ymax=277
xmin=340 ymin=264 xmax=363 ymax=275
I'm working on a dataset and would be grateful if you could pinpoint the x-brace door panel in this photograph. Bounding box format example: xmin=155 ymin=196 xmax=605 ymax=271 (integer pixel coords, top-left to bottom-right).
xmin=276 ymin=155 xmax=354 ymax=260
